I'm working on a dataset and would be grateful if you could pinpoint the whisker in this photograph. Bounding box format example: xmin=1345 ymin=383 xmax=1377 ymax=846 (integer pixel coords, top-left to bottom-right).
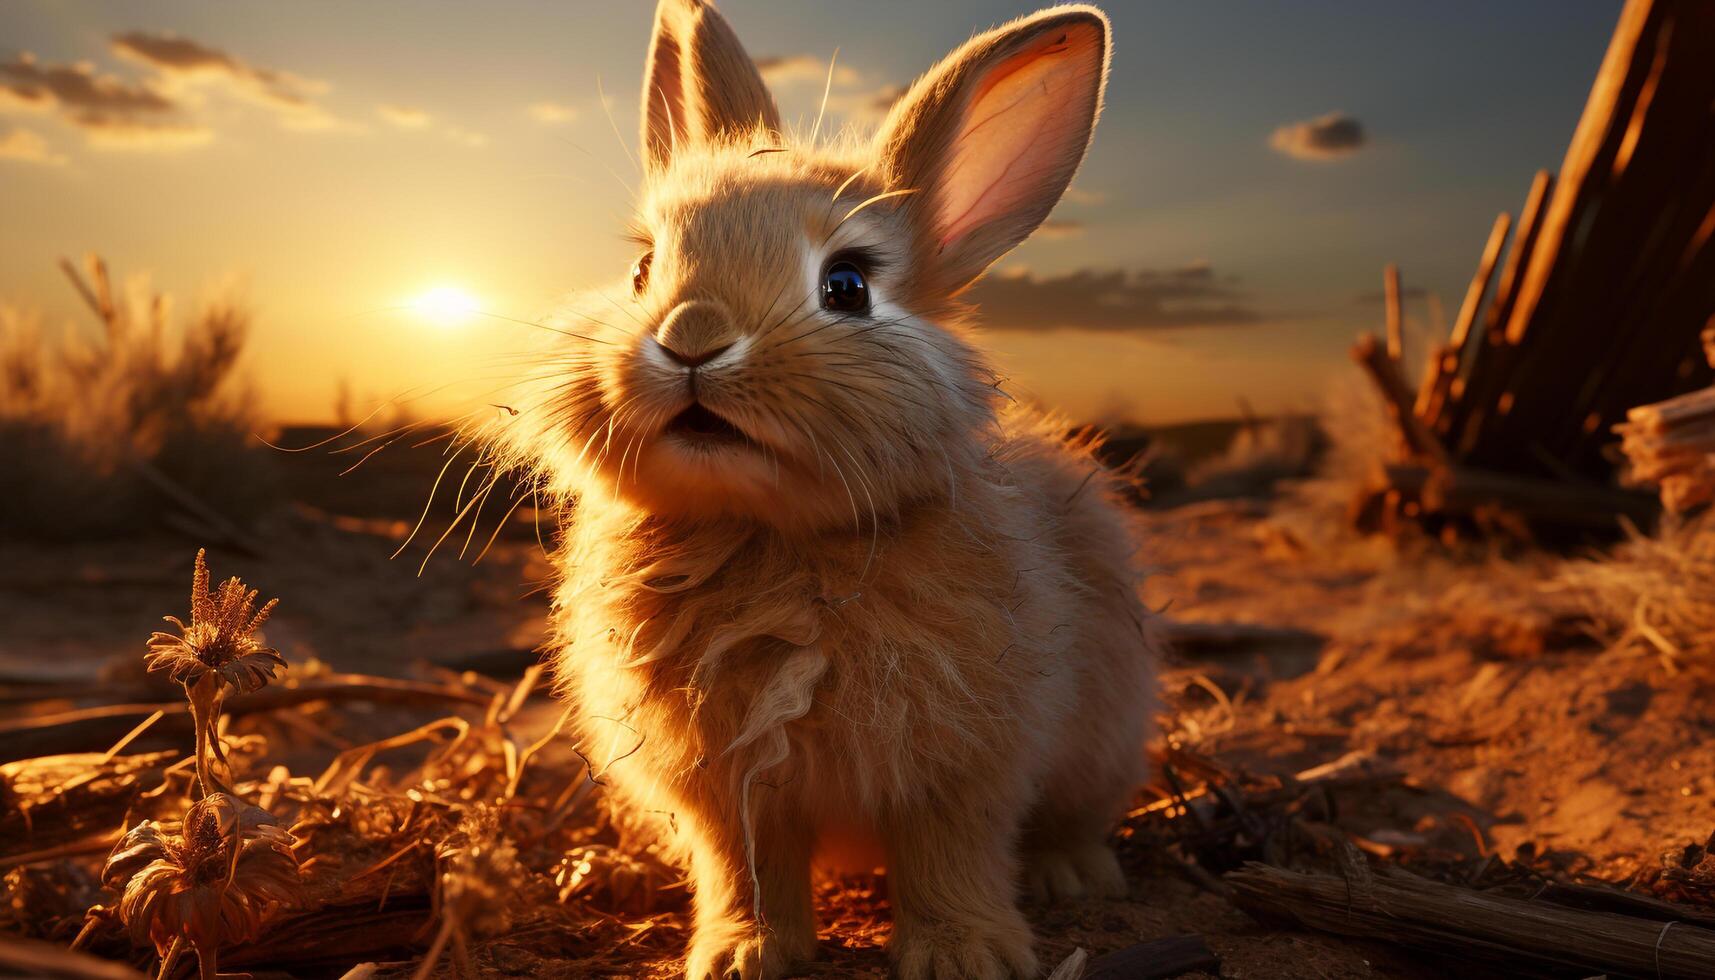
xmin=458 ymin=475 xmax=502 ymax=561
xmin=469 ymin=308 xmax=619 ymax=345
xmin=839 ymin=188 xmax=918 ymax=228
xmin=392 ymin=441 xmax=471 ymax=561
xmin=473 ymin=483 xmax=536 ymax=565
xmin=596 ymin=74 xmax=640 ymax=173
xmin=831 ymin=166 xmax=870 ymax=206
xmin=418 ymin=472 xmax=493 ymax=575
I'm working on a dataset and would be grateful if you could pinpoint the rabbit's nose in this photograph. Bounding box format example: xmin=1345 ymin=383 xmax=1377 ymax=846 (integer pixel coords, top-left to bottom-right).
xmin=655 ymin=301 xmax=737 ymax=368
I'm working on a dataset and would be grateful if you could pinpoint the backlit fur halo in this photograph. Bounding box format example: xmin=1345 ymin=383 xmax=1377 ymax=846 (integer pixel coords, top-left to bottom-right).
xmin=479 ymin=5 xmax=1157 ymax=980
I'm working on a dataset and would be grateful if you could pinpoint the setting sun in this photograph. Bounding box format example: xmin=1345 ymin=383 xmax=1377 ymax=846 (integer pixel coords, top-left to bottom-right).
xmin=409 ymin=284 xmax=480 ymax=326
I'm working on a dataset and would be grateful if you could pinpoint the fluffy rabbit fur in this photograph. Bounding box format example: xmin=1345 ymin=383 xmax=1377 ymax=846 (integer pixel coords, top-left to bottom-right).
xmin=486 ymin=2 xmax=1160 ymax=977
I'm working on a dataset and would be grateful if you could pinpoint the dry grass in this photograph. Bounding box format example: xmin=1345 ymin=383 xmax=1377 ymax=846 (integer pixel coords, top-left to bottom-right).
xmin=1183 ymin=414 xmax=1325 ymax=501
xmin=1250 ymin=376 xmax=1411 ymax=563
xmin=0 ymin=255 xmax=276 ymax=539
xmin=1560 ymin=513 xmax=1715 ymax=667
xmin=0 ymin=551 xmax=690 ymax=979
xmin=1295 ymin=374 xmax=1396 ymax=513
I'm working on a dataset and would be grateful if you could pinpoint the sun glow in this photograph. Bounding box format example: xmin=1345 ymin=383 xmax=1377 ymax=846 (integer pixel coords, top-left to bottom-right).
xmin=409 ymin=285 xmax=480 ymax=326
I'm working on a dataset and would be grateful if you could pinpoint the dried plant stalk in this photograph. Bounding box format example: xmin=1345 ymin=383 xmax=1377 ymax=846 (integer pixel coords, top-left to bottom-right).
xmin=1561 ymin=515 xmax=1715 ymax=665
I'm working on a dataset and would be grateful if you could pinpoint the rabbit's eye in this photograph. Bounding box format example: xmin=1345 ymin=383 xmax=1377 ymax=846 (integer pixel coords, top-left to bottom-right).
xmin=631 ymin=251 xmax=653 ymax=294
xmin=821 ymin=261 xmax=868 ymax=313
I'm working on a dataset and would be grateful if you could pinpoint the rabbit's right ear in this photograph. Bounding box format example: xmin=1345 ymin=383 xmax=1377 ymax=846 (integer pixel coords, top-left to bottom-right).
xmin=640 ymin=0 xmax=780 ymax=171
xmin=877 ymin=6 xmax=1110 ymax=299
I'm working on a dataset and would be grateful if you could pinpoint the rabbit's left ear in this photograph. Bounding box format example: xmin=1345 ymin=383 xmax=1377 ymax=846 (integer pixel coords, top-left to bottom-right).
xmin=640 ymin=0 xmax=781 ymax=172
xmin=877 ymin=6 xmax=1109 ymax=297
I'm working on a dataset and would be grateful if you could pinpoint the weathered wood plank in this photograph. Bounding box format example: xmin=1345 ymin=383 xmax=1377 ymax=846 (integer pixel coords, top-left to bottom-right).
xmin=1228 ymin=860 xmax=1715 ymax=980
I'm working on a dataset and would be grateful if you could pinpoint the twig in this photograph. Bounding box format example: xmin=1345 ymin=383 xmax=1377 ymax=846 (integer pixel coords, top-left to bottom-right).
xmin=0 ymin=674 xmax=491 ymax=761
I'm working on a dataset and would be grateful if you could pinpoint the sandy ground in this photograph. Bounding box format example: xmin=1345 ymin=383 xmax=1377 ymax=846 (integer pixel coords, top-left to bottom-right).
xmin=4 ymin=479 xmax=1714 ymax=978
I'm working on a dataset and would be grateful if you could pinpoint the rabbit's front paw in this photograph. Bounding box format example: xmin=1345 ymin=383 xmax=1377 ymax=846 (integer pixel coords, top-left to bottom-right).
xmin=891 ymin=914 xmax=1037 ymax=980
xmin=684 ymin=924 xmax=804 ymax=980
xmin=1024 ymin=843 xmax=1127 ymax=903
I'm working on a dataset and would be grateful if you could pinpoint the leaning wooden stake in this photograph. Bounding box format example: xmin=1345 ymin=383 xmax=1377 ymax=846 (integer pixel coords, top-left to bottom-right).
xmin=1228 ymin=860 xmax=1715 ymax=979
xmin=1352 ymin=334 xmax=1450 ymax=466
xmin=1417 ymin=210 xmax=1511 ymax=425
xmin=1383 ymin=263 xmax=1404 ymax=362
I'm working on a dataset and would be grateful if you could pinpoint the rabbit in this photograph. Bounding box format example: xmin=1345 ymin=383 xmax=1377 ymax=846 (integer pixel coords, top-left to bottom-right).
xmin=485 ymin=2 xmax=1161 ymax=977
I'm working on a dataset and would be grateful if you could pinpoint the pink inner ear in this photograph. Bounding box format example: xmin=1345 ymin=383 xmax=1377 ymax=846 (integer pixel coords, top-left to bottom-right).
xmin=936 ymin=30 xmax=1101 ymax=250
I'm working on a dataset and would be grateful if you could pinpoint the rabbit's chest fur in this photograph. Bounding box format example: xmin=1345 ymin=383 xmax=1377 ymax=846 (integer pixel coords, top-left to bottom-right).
xmin=547 ymin=424 xmax=1108 ymax=829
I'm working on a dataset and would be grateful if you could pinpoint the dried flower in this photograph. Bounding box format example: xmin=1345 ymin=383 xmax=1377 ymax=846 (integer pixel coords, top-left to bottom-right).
xmin=436 ymin=810 xmax=520 ymax=939
xmin=146 ymin=548 xmax=284 ymax=696
xmin=412 ymin=810 xmax=522 ymax=980
xmin=145 ymin=549 xmax=285 ymax=796
xmin=103 ymin=793 xmax=301 ymax=979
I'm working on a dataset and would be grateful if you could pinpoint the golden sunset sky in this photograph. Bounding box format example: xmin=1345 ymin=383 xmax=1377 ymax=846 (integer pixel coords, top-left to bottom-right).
xmin=0 ymin=1 xmax=1622 ymax=424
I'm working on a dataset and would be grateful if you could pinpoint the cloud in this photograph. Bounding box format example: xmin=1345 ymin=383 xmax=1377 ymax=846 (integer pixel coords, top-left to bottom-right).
xmin=1 ymin=33 xmax=345 ymax=149
xmin=965 ymin=263 xmax=1263 ymax=332
xmin=109 ymin=33 xmax=322 ymax=107
xmin=75 ymin=115 xmax=212 ymax=149
xmin=0 ymin=53 xmax=173 ymax=117
xmin=0 ymin=126 xmax=65 ymax=164
xmin=807 ymin=81 xmax=905 ymax=129
xmin=837 ymin=83 xmax=905 ymax=121
xmin=527 ymin=100 xmax=578 ymax=125
xmin=372 ymin=101 xmax=485 ymax=147
xmin=377 ymin=103 xmax=431 ymax=128
xmin=1061 ymin=185 xmax=1106 ymax=206
xmin=754 ymin=54 xmax=861 ymax=89
xmin=1269 ymin=111 xmax=1366 ymax=161
xmin=442 ymin=126 xmax=489 ymax=148
xmin=1035 ymin=219 xmax=1084 ymax=240
xmin=755 ymin=53 xmax=902 ymax=128
xmin=109 ymin=31 xmax=334 ymax=128
xmin=0 ymin=52 xmax=208 ymax=148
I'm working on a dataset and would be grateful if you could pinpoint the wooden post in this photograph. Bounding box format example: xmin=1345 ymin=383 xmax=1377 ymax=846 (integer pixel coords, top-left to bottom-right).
xmin=1502 ymin=0 xmax=1656 ymax=347
xmin=1420 ymin=212 xmax=1511 ymax=423
xmin=1352 ymin=333 xmax=1451 ymax=466
xmin=1383 ymin=264 xmax=1404 ymax=362
xmin=1484 ymin=170 xmax=1554 ymax=344
xmin=1449 ymin=212 xmax=1512 ymax=353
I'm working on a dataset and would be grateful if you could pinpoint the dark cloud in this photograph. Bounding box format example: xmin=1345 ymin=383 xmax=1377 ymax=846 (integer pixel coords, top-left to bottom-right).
xmin=966 ymin=264 xmax=1264 ymax=332
xmin=0 ymin=52 xmax=204 ymax=147
xmin=112 ymin=33 xmax=312 ymax=106
xmin=1269 ymin=112 xmax=1366 ymax=161
xmin=110 ymin=32 xmax=332 ymax=126
xmin=864 ymin=83 xmax=906 ymax=116
xmin=0 ymin=33 xmax=340 ymax=150
xmin=0 ymin=53 xmax=173 ymax=116
xmin=1354 ymin=285 xmax=1427 ymax=305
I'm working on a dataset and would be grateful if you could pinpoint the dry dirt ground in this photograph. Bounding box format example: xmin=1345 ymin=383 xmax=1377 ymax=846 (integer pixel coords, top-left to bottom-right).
xmin=4 ymin=482 xmax=1713 ymax=978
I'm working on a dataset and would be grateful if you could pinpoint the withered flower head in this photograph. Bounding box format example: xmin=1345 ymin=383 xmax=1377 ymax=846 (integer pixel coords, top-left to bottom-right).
xmin=146 ymin=549 xmax=285 ymax=695
xmin=102 ymin=792 xmax=302 ymax=956
xmin=436 ymin=810 xmax=522 ymax=938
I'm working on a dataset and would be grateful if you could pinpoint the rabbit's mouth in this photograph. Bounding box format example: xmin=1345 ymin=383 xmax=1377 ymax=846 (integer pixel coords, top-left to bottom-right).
xmin=663 ymin=402 xmax=752 ymax=447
